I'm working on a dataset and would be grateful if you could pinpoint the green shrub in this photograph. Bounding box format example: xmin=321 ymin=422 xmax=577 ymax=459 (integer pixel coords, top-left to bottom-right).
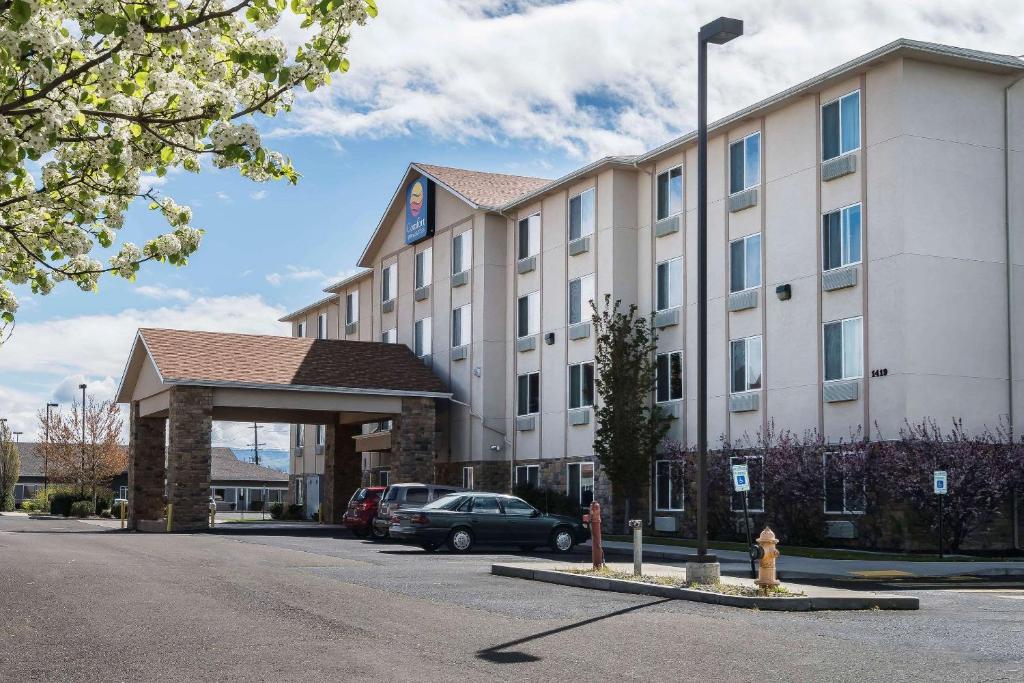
xmin=69 ymin=500 xmax=93 ymax=518
xmin=513 ymin=485 xmax=583 ymax=518
xmin=50 ymin=492 xmax=78 ymax=517
xmin=269 ymin=502 xmax=284 ymax=520
xmin=94 ymin=491 xmax=114 ymax=516
xmin=110 ymin=500 xmax=127 ymax=520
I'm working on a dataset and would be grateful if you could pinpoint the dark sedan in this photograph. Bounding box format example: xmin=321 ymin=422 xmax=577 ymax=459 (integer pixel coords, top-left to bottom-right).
xmin=388 ymin=492 xmax=589 ymax=553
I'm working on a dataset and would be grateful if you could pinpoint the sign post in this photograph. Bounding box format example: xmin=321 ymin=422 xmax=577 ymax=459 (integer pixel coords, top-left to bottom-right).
xmin=732 ymin=463 xmax=755 ymax=578
xmin=933 ymin=470 xmax=948 ymax=559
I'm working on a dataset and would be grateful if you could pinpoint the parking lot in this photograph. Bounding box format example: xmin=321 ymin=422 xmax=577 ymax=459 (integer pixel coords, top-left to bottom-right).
xmin=1 ymin=515 xmax=1022 ymax=682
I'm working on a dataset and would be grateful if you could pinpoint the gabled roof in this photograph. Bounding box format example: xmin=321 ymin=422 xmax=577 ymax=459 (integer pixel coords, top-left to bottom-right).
xmin=279 ymin=293 xmax=339 ymax=323
xmin=211 ymin=447 xmax=288 ymax=483
xmin=323 ymin=268 xmax=373 ymax=294
xmin=500 ymin=38 xmax=1024 ymax=211
xmin=357 ymin=162 xmax=550 ymax=267
xmin=14 ymin=443 xmax=45 ymax=478
xmin=116 ymin=328 xmax=450 ymax=402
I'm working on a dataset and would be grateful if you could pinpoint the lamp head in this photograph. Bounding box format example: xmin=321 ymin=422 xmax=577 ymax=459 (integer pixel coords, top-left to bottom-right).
xmin=700 ymin=17 xmax=744 ymax=44
xmin=78 ymin=383 xmax=87 ymax=390
xmin=47 ymin=402 xmax=58 ymax=408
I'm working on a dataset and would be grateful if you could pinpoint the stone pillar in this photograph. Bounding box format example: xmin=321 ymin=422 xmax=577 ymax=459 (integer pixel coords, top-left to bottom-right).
xmin=390 ymin=397 xmax=440 ymax=483
xmin=166 ymin=385 xmax=213 ymax=532
xmin=128 ymin=401 xmax=167 ymax=531
xmin=323 ymin=422 xmax=361 ymax=524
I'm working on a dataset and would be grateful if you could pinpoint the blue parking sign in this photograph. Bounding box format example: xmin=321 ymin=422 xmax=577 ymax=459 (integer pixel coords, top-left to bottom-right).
xmin=933 ymin=470 xmax=948 ymax=495
xmin=731 ymin=464 xmax=750 ymax=493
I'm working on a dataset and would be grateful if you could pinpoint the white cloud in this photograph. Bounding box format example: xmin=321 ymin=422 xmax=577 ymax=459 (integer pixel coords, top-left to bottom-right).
xmin=265 ymin=264 xmax=335 ymax=286
xmin=138 ymin=174 xmax=169 ymax=189
xmin=250 ymin=190 xmax=268 ymax=200
xmin=269 ymin=0 xmax=1024 ymax=161
xmin=216 ymin=191 xmax=231 ymax=201
xmin=135 ymin=285 xmax=192 ymax=302
xmin=213 ymin=422 xmax=291 ymax=452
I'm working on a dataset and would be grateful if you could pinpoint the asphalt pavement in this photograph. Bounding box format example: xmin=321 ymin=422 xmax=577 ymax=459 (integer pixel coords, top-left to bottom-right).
xmin=1 ymin=515 xmax=1022 ymax=682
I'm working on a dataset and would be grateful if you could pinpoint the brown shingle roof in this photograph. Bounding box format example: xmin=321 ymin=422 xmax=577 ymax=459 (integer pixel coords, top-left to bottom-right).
xmin=415 ymin=163 xmax=550 ymax=208
xmin=138 ymin=329 xmax=448 ymax=395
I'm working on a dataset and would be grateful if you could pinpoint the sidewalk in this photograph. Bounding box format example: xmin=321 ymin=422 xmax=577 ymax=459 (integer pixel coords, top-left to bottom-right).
xmin=595 ymin=539 xmax=1024 ymax=580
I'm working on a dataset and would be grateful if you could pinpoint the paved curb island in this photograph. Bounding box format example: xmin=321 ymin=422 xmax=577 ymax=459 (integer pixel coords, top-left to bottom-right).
xmin=492 ymin=563 xmax=920 ymax=611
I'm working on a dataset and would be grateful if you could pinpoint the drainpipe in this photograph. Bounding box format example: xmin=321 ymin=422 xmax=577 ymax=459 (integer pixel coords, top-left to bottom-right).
xmin=1006 ymin=75 xmax=1023 ymax=549
xmin=633 ymin=157 xmax=658 ymax=527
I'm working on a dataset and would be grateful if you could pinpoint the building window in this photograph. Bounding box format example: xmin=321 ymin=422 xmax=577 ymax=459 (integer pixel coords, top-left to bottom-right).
xmin=294 ymin=425 xmax=304 ymax=448
xmin=296 ymin=321 xmax=306 ymax=338
xmin=568 ymin=187 xmax=595 ymax=241
xmin=415 ymin=248 xmax=432 ymax=289
xmin=730 ymin=233 xmax=761 ymax=293
xmin=730 ymin=455 xmax=764 ymax=511
xmin=656 ymin=351 xmax=683 ymax=402
xmin=655 ymin=460 xmax=684 ymax=511
xmin=655 ymin=257 xmax=682 ymax=311
xmin=316 ymin=313 xmax=327 ymax=339
xmin=381 ymin=263 xmax=397 ymax=303
xmin=315 ymin=425 xmax=325 ymax=447
xmin=567 ymin=462 xmax=595 ymax=507
xmin=729 ymin=131 xmax=761 ymax=195
xmin=452 ymin=230 xmax=472 ymax=275
xmin=517 ymin=372 xmax=540 ymax=416
xmin=824 ymin=451 xmax=866 ymax=514
xmin=345 ymin=291 xmax=359 ymax=325
xmin=822 ymin=203 xmax=861 ymax=271
xmin=656 ymin=166 xmax=683 ymax=220
xmin=452 ymin=303 xmax=471 ymax=348
xmin=462 ymin=466 xmax=474 ymax=490
xmin=414 ymin=317 xmax=432 ymax=357
xmin=515 ymin=465 xmax=539 ymax=489
xmin=730 ymin=335 xmax=762 ymax=393
xmin=382 ymin=328 xmax=397 ymax=344
xmin=378 ymin=470 xmax=389 ymax=487
xmin=568 ymin=361 xmax=595 ymax=409
xmin=518 ymin=213 xmax=540 ymax=260
xmin=517 ymin=291 xmax=540 ymax=338
xmin=824 ymin=317 xmax=863 ymax=382
xmin=822 ymin=90 xmax=860 ymax=161
xmin=568 ymin=273 xmax=595 ymax=326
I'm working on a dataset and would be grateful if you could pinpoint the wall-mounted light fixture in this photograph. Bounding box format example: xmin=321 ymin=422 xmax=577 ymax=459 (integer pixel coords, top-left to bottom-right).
xmin=775 ymin=284 xmax=792 ymax=301
xmin=544 ymin=332 xmax=556 ymax=345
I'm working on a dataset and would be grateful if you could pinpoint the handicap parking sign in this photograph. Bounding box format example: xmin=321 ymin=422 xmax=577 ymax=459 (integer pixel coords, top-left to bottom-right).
xmin=933 ymin=470 xmax=948 ymax=495
xmin=731 ymin=464 xmax=750 ymax=493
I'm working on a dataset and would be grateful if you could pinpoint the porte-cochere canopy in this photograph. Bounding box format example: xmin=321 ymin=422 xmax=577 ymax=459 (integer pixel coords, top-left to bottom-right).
xmin=116 ymin=329 xmax=451 ymax=531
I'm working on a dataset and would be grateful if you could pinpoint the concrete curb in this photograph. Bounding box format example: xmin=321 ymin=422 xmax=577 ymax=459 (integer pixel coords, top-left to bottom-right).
xmin=492 ymin=563 xmax=919 ymax=611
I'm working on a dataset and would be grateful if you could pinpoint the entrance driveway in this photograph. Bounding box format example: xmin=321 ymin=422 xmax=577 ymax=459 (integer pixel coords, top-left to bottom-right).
xmin=1 ymin=515 xmax=1021 ymax=681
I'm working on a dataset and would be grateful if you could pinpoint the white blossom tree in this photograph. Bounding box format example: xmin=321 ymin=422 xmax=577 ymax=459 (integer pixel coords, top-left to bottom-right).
xmin=0 ymin=0 xmax=376 ymax=334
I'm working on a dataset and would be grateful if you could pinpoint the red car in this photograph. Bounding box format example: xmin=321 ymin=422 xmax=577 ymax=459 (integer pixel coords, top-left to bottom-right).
xmin=342 ymin=487 xmax=385 ymax=537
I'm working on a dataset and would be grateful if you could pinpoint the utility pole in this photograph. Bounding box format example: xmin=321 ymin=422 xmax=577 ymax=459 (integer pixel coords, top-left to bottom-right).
xmin=79 ymin=383 xmax=87 ymax=501
xmin=247 ymin=422 xmax=266 ymax=466
xmin=12 ymin=431 xmax=22 ymax=443
xmin=44 ymin=402 xmax=58 ymax=499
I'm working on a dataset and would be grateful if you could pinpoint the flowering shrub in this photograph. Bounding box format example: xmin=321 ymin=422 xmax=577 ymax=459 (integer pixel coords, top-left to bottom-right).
xmin=0 ymin=0 xmax=376 ymax=330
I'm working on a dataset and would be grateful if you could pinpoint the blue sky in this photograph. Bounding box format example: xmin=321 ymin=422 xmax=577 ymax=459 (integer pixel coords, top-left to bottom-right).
xmin=2 ymin=0 xmax=1022 ymax=450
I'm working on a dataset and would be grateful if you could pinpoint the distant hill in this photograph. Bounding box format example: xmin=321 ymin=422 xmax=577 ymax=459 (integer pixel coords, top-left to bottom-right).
xmin=228 ymin=449 xmax=289 ymax=474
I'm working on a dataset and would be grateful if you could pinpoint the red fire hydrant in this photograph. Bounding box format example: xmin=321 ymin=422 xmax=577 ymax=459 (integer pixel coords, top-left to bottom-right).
xmin=589 ymin=501 xmax=604 ymax=569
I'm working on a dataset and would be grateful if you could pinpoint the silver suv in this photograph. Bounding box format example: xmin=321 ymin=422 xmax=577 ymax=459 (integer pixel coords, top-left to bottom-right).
xmin=371 ymin=483 xmax=465 ymax=539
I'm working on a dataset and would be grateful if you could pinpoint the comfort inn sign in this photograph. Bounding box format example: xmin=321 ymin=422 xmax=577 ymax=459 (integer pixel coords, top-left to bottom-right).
xmin=405 ymin=175 xmax=435 ymax=245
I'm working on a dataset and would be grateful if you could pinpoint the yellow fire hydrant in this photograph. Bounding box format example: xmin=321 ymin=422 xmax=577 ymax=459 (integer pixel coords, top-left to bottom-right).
xmin=754 ymin=527 xmax=781 ymax=591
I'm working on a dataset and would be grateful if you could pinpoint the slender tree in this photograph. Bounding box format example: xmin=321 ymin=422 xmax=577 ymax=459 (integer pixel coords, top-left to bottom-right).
xmin=0 ymin=420 xmax=19 ymax=510
xmin=591 ymin=295 xmax=671 ymax=532
xmin=42 ymin=397 xmax=126 ymax=508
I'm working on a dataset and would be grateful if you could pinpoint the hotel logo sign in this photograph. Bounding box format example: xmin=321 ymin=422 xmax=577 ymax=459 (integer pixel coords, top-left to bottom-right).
xmin=405 ymin=175 xmax=435 ymax=245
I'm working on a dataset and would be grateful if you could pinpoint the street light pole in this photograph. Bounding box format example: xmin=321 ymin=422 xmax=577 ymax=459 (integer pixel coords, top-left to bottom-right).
xmin=44 ymin=402 xmax=58 ymax=499
xmin=79 ymin=383 xmax=87 ymax=496
xmin=694 ymin=16 xmax=743 ymax=579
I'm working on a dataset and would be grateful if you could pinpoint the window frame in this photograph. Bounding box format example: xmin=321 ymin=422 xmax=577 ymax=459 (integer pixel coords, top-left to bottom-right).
xmin=462 ymin=466 xmax=475 ymax=491
xmin=415 ymin=247 xmax=432 ymax=289
xmin=566 ymin=461 xmax=595 ymax=507
xmin=381 ymin=328 xmax=397 ymax=344
xmin=345 ymin=291 xmax=359 ymax=325
xmin=452 ymin=303 xmax=472 ymax=348
xmin=821 ymin=90 xmax=861 ymax=161
xmin=414 ymin=317 xmax=432 ymax=357
xmin=378 ymin=470 xmax=389 ymax=487
xmin=821 ymin=202 xmax=862 ymax=272
xmin=294 ymin=425 xmax=304 ymax=448
xmin=315 ymin=424 xmax=325 ymax=447
xmin=656 ymin=165 xmax=683 ymax=221
xmin=655 ymin=350 xmax=683 ymax=403
xmin=729 ymin=131 xmax=761 ymax=195
xmin=567 ymin=273 xmax=595 ymax=326
xmin=517 ymin=291 xmax=540 ymax=339
xmin=729 ymin=233 xmax=762 ymax=293
xmin=316 ymin=312 xmax=327 ymax=340
xmin=296 ymin=320 xmax=306 ymax=338
xmin=568 ymin=187 xmax=596 ymax=241
xmin=730 ymin=335 xmax=763 ymax=394
xmin=654 ymin=459 xmax=684 ymax=511
xmin=514 ymin=464 xmax=540 ymax=489
xmin=381 ymin=263 xmax=397 ymax=303
xmin=452 ymin=230 xmax=472 ymax=276
xmin=655 ymin=257 xmax=683 ymax=312
xmin=518 ymin=213 xmax=541 ymax=261
xmin=823 ymin=316 xmax=863 ymax=383
xmin=568 ymin=361 xmax=595 ymax=410
xmin=823 ymin=451 xmax=867 ymax=515
xmin=517 ymin=372 xmax=540 ymax=416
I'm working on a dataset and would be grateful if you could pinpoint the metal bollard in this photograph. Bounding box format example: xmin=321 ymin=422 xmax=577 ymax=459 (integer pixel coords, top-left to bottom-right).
xmin=166 ymin=503 xmax=174 ymax=533
xmin=589 ymin=501 xmax=604 ymax=569
xmin=120 ymin=502 xmax=126 ymax=529
xmin=209 ymin=503 xmax=217 ymax=528
xmin=754 ymin=527 xmax=781 ymax=592
xmin=628 ymin=519 xmax=643 ymax=576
